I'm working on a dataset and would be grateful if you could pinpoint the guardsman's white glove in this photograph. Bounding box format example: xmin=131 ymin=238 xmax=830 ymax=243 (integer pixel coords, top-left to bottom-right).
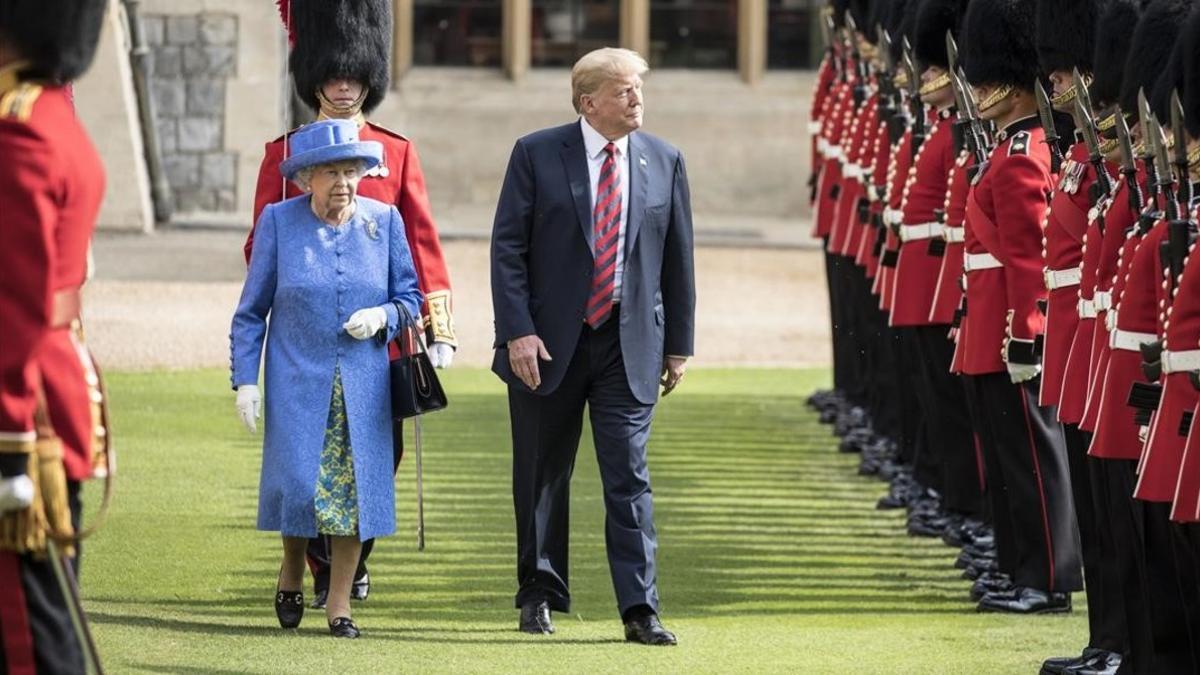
xmin=429 ymin=341 xmax=455 ymax=369
xmin=1007 ymin=362 xmax=1042 ymax=384
xmin=0 ymin=475 xmax=34 ymax=513
xmin=236 ymin=384 xmax=261 ymax=433
xmin=344 ymin=306 xmax=388 ymax=340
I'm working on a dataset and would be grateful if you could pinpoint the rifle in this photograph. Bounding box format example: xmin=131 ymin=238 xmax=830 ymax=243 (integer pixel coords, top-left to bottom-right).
xmin=1073 ymin=69 xmax=1113 ymax=197
xmin=877 ymin=27 xmax=899 ymax=135
xmin=1172 ymin=90 xmax=1193 ymax=206
xmin=1114 ymin=107 xmax=1144 ymax=214
xmin=1164 ymin=90 xmax=1196 ymax=292
xmin=902 ymin=39 xmax=924 ymax=157
xmin=1035 ymin=81 xmax=1064 ymax=174
xmin=846 ymin=11 xmax=867 ymax=107
xmin=1139 ymin=89 xmax=1161 ymax=206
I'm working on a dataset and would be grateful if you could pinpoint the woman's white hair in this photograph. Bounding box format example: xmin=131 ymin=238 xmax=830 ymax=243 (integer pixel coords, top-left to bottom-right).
xmin=571 ymin=47 xmax=648 ymax=113
xmin=291 ymin=159 xmax=369 ymax=191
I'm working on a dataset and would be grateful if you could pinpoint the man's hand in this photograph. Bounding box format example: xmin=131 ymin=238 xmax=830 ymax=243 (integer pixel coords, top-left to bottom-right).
xmin=508 ymin=335 xmax=552 ymax=390
xmin=661 ymin=356 xmax=688 ymax=396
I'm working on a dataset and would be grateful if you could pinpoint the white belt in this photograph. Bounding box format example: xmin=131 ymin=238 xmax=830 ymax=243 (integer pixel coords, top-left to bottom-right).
xmin=1094 ymin=290 xmax=1112 ymax=311
xmin=1106 ymin=308 xmax=1118 ymax=331
xmin=883 ymin=208 xmax=904 ymax=227
xmin=817 ymin=137 xmax=829 ymax=154
xmin=1078 ymin=298 xmax=1097 ymax=319
xmin=900 ymin=222 xmax=945 ymax=242
xmin=1044 ymin=266 xmax=1082 ymax=291
xmin=843 ymin=162 xmax=864 ymax=180
xmin=828 ymin=146 xmax=845 ymax=162
xmin=963 ymin=252 xmax=1002 ymax=273
xmin=808 ymin=121 xmax=823 ymax=135
xmin=1163 ymin=350 xmax=1200 ymax=373
xmin=1110 ymin=328 xmax=1156 ymax=351
xmin=943 ymin=227 xmax=965 ymax=243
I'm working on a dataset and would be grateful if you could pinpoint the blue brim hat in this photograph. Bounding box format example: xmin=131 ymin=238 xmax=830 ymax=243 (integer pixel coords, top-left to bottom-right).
xmin=279 ymin=118 xmax=383 ymax=180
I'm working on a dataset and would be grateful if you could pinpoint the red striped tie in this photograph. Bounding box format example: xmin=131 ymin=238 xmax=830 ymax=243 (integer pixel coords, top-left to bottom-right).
xmin=587 ymin=142 xmax=621 ymax=328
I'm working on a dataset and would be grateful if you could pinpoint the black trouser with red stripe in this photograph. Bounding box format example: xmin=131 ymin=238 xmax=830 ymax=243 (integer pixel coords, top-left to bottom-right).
xmin=964 ymin=373 xmax=1082 ymax=592
xmin=1062 ymin=426 xmax=1125 ymax=655
xmin=0 ymin=481 xmax=86 ymax=674
xmin=306 ymin=420 xmax=404 ymax=594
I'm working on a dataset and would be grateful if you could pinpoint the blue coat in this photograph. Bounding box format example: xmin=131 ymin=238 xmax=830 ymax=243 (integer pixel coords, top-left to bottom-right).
xmin=230 ymin=194 xmax=423 ymax=541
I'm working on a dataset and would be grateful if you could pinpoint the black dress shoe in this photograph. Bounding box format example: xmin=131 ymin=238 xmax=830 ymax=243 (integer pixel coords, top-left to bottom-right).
xmin=970 ymin=573 xmax=1014 ymax=601
xmin=1068 ymin=650 xmax=1121 ymax=674
xmin=977 ymin=587 xmax=1071 ymax=614
xmin=519 ymin=601 xmax=555 ymax=634
xmin=275 ymin=590 xmax=304 ymax=628
xmin=351 ymin=571 xmax=370 ymax=601
xmin=310 ymin=588 xmax=328 ymax=609
xmin=328 ymin=616 xmax=360 ymax=638
xmin=624 ymin=613 xmax=677 ymax=646
xmin=1040 ymin=648 xmax=1106 ymax=675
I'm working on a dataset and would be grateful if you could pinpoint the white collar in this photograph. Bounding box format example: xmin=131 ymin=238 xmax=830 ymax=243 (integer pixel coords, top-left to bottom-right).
xmin=580 ymin=117 xmax=629 ymax=160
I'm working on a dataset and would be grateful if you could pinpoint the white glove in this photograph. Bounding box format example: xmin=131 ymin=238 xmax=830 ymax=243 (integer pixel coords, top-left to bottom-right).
xmin=236 ymin=384 xmax=261 ymax=432
xmin=1007 ymin=362 xmax=1042 ymax=384
xmin=0 ymin=475 xmax=34 ymax=513
xmin=344 ymin=306 xmax=388 ymax=340
xmin=429 ymin=341 xmax=455 ymax=369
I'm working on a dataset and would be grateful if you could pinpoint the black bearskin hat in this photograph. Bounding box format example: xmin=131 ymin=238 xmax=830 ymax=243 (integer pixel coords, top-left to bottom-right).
xmin=1183 ymin=4 xmax=1200 ymax=136
xmin=1119 ymin=0 xmax=1192 ymax=120
xmin=885 ymin=0 xmax=912 ymax=61
xmin=0 ymin=0 xmax=107 ymax=83
xmin=867 ymin=0 xmax=893 ymax=41
xmin=962 ymin=0 xmax=1042 ymax=90
xmin=1036 ymin=0 xmax=1100 ymax=74
xmin=915 ymin=0 xmax=969 ymax=69
xmin=289 ymin=0 xmax=392 ymax=115
xmin=850 ymin=0 xmax=874 ymax=31
xmin=832 ymin=0 xmax=853 ymax=27
xmin=1090 ymin=0 xmax=1144 ymax=107
xmin=1150 ymin=35 xmax=1185 ymax=122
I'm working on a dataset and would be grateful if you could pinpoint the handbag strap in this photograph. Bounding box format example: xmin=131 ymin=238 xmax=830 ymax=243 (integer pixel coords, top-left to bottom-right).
xmin=391 ymin=301 xmax=428 ymax=355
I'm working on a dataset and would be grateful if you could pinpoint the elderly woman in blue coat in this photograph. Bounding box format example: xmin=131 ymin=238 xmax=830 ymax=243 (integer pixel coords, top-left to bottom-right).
xmin=230 ymin=119 xmax=422 ymax=639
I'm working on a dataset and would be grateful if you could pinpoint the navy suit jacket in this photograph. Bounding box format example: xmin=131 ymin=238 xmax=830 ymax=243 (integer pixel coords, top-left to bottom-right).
xmin=490 ymin=121 xmax=696 ymax=404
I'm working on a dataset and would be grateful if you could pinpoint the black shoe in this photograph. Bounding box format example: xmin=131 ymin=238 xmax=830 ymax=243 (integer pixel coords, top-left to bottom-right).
xmin=1040 ymin=648 xmax=1107 ymax=675
xmin=969 ymin=572 xmax=1014 ymax=601
xmin=519 ymin=601 xmax=554 ymax=634
xmin=275 ymin=590 xmax=304 ymax=629
xmin=351 ymin=572 xmax=370 ymax=601
xmin=310 ymin=588 xmax=328 ymax=609
xmin=977 ymin=587 xmax=1071 ymax=614
xmin=1067 ymin=650 xmax=1121 ymax=674
xmin=328 ymin=616 xmax=360 ymax=638
xmin=624 ymin=613 xmax=677 ymax=646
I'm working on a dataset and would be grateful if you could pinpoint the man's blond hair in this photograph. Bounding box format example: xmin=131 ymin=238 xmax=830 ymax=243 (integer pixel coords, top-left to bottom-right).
xmin=571 ymin=48 xmax=649 ymax=113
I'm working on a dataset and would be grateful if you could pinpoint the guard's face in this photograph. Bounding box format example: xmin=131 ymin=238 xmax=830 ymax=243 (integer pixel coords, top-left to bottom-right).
xmin=1048 ymin=70 xmax=1073 ymax=111
xmin=919 ymin=66 xmax=954 ymax=109
xmin=582 ymin=73 xmax=644 ymax=138
xmin=322 ymin=79 xmax=365 ymax=109
xmin=308 ymin=160 xmax=363 ymax=211
xmin=972 ymin=83 xmax=1011 ymax=122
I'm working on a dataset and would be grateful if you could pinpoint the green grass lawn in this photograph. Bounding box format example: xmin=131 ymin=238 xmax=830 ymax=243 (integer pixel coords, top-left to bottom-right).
xmin=81 ymin=368 xmax=1085 ymax=673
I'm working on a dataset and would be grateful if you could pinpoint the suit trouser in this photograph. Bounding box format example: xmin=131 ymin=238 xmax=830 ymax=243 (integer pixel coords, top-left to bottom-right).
xmin=965 ymin=373 xmax=1082 ymax=592
xmin=0 ymin=481 xmax=86 ymax=674
xmin=823 ymin=242 xmax=846 ymax=393
xmin=1063 ymin=426 xmax=1124 ymax=654
xmin=509 ymin=317 xmax=660 ymax=617
xmin=899 ymin=327 xmax=940 ymax=490
xmin=914 ymin=325 xmax=982 ymax=515
xmin=306 ymin=420 xmax=404 ymax=593
xmin=871 ymin=315 xmax=902 ymax=442
xmin=1140 ymin=500 xmax=1197 ymax=673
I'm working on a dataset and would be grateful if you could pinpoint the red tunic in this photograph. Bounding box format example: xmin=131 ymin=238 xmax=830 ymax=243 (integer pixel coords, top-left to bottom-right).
xmin=808 ymin=54 xmax=837 ymax=180
xmin=0 ymin=69 xmax=105 ymax=480
xmin=877 ymin=129 xmax=914 ymax=311
xmin=1090 ymin=215 xmax=1162 ymax=461
xmin=1138 ymin=213 xmax=1200 ymax=503
xmin=245 ymin=120 xmax=456 ymax=345
xmin=1059 ymin=216 xmax=1102 ymax=424
xmin=857 ymin=109 xmax=890 ymax=278
xmin=1039 ymin=144 xmax=1095 ymax=408
xmin=1082 ymin=177 xmax=1142 ymax=431
xmin=829 ymin=95 xmax=872 ymax=257
xmin=813 ymin=83 xmax=851 ymax=240
xmin=930 ymin=150 xmax=971 ymax=325
xmin=956 ymin=118 xmax=1053 ymax=375
xmin=891 ymin=114 xmax=955 ymax=327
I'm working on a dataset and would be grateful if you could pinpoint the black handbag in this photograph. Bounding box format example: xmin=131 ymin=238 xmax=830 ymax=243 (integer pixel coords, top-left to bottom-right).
xmin=389 ymin=301 xmax=448 ymax=420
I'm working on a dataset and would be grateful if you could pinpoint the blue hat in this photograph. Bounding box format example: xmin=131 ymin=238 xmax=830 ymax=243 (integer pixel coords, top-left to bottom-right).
xmin=279 ymin=119 xmax=383 ymax=180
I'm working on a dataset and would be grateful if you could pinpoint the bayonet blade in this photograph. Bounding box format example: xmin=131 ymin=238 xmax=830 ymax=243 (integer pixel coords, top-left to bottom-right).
xmin=1150 ymin=115 xmax=1174 ymax=186
xmin=1171 ymin=89 xmax=1189 ymax=175
xmin=1036 ymin=81 xmax=1060 ymax=145
xmin=880 ymin=28 xmax=894 ymax=73
xmin=946 ymin=31 xmax=959 ymax=73
xmin=902 ymin=45 xmax=919 ymax=99
xmin=1115 ymin=106 xmax=1138 ymax=174
xmin=1138 ymin=88 xmax=1154 ymax=159
xmin=845 ymin=10 xmax=857 ymax=35
xmin=1076 ymin=94 xmax=1102 ymax=159
xmin=1073 ymin=68 xmax=1094 ymax=116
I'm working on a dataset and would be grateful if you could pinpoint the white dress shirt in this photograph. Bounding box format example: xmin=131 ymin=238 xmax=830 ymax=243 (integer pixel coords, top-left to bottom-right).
xmin=580 ymin=117 xmax=630 ymax=304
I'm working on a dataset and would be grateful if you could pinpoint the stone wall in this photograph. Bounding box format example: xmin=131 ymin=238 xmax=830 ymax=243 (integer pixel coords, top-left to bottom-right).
xmin=143 ymin=12 xmax=239 ymax=212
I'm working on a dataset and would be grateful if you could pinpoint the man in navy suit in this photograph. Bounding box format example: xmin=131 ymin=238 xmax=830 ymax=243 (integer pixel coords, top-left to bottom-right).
xmin=490 ymin=47 xmax=695 ymax=646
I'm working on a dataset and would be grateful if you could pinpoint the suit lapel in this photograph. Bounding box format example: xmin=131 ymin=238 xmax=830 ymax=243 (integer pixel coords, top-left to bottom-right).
xmin=560 ymin=124 xmax=594 ymax=251
xmin=624 ymin=132 xmax=649 ymax=259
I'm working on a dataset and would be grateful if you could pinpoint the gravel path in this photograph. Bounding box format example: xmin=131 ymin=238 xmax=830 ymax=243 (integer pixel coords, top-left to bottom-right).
xmin=86 ymin=232 xmax=830 ymax=371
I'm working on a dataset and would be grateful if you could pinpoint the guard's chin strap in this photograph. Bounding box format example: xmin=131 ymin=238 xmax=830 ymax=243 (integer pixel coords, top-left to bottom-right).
xmin=317 ymin=86 xmax=369 ymax=122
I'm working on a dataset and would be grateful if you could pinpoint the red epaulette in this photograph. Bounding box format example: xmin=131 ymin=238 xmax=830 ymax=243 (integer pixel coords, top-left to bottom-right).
xmin=366 ymin=121 xmax=409 ymax=141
